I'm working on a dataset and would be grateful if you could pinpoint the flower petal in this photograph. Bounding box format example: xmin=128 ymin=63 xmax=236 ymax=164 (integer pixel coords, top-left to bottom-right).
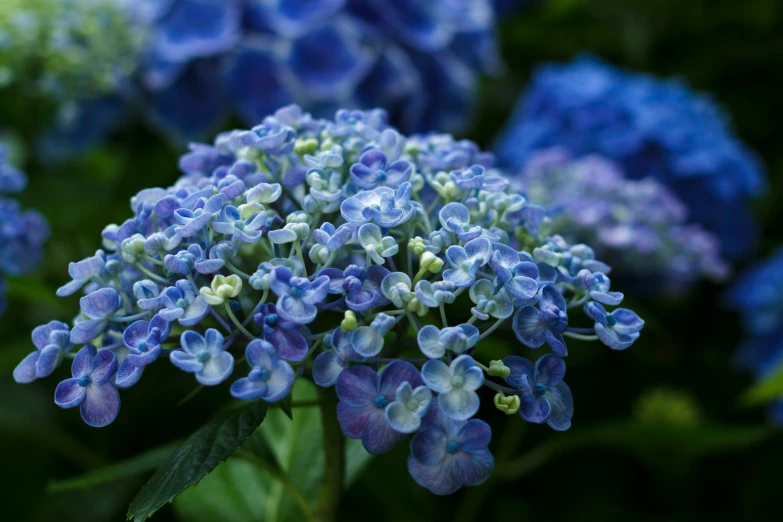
xmin=512 ymin=306 xmax=547 ymax=348
xmin=438 ymin=389 xmax=480 ymax=421
xmin=336 ymin=365 xmax=378 ymax=406
xmin=361 ymin=408 xmax=405 ymax=454
xmin=230 ymin=377 xmax=266 ymax=400
xmin=13 ymin=351 xmax=40 ymax=383
xmin=421 ymin=359 xmax=453 ymax=393
xmin=54 ymin=378 xmax=86 ymax=408
xmin=545 ymin=382 xmax=574 ymax=431
xmin=263 ymin=361 xmax=295 ymax=402
xmin=312 ymin=350 xmax=346 ymax=387
xmin=197 ymin=351 xmax=234 ymax=385
xmin=80 ymin=384 xmax=121 ymax=427
xmin=379 ymin=360 xmax=424 ymax=396
xmin=535 ymin=354 xmax=566 ymax=386
xmin=337 ymin=403 xmax=373 ymax=438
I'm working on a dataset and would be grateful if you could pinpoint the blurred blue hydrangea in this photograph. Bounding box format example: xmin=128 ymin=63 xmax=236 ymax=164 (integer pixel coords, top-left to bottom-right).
xmin=43 ymin=0 xmax=500 ymax=155
xmin=0 ymin=143 xmax=50 ymax=314
xmin=724 ymin=249 xmax=783 ymax=424
xmin=494 ymin=55 xmax=766 ymax=259
xmin=17 ymin=104 xmax=643 ymax=494
xmin=511 ymin=148 xmax=729 ymax=294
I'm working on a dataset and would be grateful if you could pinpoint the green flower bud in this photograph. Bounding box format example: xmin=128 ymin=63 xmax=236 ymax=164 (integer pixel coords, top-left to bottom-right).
xmin=200 ymin=274 xmax=243 ymax=305
xmin=341 ymin=311 xmax=358 ymax=332
xmin=494 ymin=393 xmax=520 ymax=415
xmin=407 ymin=297 xmax=429 ymax=317
xmin=294 ymin=138 xmax=319 ymax=156
xmin=408 ymin=237 xmax=427 ymax=256
xmin=420 ymin=251 xmax=444 ymax=274
xmin=487 ymin=360 xmax=511 ymax=378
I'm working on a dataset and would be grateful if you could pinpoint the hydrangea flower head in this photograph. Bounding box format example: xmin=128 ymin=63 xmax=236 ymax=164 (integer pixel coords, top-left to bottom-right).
xmin=509 ymin=149 xmax=730 ymax=294
xmin=494 ymin=55 xmax=766 ymax=259
xmin=19 ymin=105 xmax=643 ymax=495
xmin=0 ymin=143 xmax=50 ymax=313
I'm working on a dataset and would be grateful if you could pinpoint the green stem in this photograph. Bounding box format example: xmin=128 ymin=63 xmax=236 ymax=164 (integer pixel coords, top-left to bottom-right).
xmin=224 ymin=302 xmax=257 ymax=339
xmin=226 ymin=261 xmax=251 ymax=280
xmin=293 ymin=240 xmax=308 ymax=277
xmin=563 ymin=332 xmax=599 ymax=341
xmin=312 ymin=388 xmax=345 ymax=522
xmin=439 ymin=303 xmax=448 ymax=327
xmin=134 ymin=263 xmax=169 ymax=284
xmin=411 ymin=267 xmax=428 ymax=285
xmin=478 ymin=317 xmax=507 ymax=341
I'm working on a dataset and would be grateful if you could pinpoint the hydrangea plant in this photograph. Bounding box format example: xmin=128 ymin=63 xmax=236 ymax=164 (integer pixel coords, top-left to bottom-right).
xmin=493 ymin=55 xmax=766 ymax=259
xmin=16 ymin=105 xmax=643 ymax=495
xmin=511 ymin=148 xmax=729 ymax=294
xmin=0 ymin=143 xmax=49 ymax=314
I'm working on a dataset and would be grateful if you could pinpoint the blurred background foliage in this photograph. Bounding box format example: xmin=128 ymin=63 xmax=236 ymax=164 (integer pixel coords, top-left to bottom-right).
xmin=1 ymin=0 xmax=782 ymax=520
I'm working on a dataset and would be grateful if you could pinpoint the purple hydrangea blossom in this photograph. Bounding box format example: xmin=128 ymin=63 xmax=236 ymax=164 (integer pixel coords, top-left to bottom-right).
xmin=116 ymin=315 xmax=172 ymax=388
xmin=253 ymin=303 xmax=308 ymax=362
xmin=504 ymin=354 xmax=573 ymax=431
xmin=230 ymin=339 xmax=295 ymax=401
xmin=408 ymin=403 xmax=494 ymax=495
xmin=14 ymin=321 xmax=73 ymax=383
xmin=54 ymin=345 xmax=120 ymax=428
xmin=171 ymin=329 xmax=234 ymax=386
xmin=337 ymin=360 xmax=424 ymax=454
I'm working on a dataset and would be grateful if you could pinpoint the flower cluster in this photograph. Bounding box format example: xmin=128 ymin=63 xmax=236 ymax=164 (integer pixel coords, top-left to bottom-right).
xmin=493 ymin=55 xmax=766 ymax=259
xmin=513 ymin=148 xmax=729 ymax=294
xmin=47 ymin=0 xmax=499 ymax=154
xmin=0 ymin=0 xmax=143 ymax=98
xmin=724 ymin=249 xmax=783 ymax=424
xmin=0 ymin=143 xmax=50 ymax=314
xmin=16 ymin=105 xmax=643 ymax=494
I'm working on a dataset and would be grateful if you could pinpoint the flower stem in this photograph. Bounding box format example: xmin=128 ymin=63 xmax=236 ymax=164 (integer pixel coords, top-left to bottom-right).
xmin=439 ymin=303 xmax=448 ymax=327
xmin=293 ymin=240 xmax=308 ymax=277
xmin=312 ymin=388 xmax=344 ymax=522
xmin=210 ymin=309 xmax=233 ymax=333
xmin=405 ymin=310 xmax=421 ymax=334
xmin=478 ymin=317 xmax=506 ymax=341
xmin=563 ymin=332 xmax=598 ymax=341
xmin=226 ymin=261 xmax=251 ymax=280
xmin=224 ymin=302 xmax=257 ymax=339
xmin=482 ymin=379 xmax=519 ymax=395
xmin=134 ymin=262 xmax=169 ymax=284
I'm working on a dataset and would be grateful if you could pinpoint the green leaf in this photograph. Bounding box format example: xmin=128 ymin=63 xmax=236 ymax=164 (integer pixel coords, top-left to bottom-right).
xmin=127 ymin=400 xmax=267 ymax=522
xmin=279 ymin=396 xmax=294 ymax=420
xmin=174 ymin=380 xmax=373 ymax=522
xmin=49 ymin=442 xmax=180 ymax=493
xmin=740 ymin=361 xmax=783 ymax=406
xmin=496 ymin=420 xmax=769 ymax=481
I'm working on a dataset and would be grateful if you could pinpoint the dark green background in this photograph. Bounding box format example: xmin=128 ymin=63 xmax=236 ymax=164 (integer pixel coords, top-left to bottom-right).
xmin=2 ymin=0 xmax=782 ymax=520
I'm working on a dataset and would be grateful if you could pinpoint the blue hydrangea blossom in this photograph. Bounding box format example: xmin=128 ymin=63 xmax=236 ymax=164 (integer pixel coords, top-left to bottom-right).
xmin=725 ymin=249 xmax=783 ymax=424
xmin=494 ymin=55 xmax=766 ymax=259
xmin=17 ymin=106 xmax=643 ymax=494
xmin=0 ymin=143 xmax=49 ymax=313
xmin=42 ymin=0 xmax=501 ymax=154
